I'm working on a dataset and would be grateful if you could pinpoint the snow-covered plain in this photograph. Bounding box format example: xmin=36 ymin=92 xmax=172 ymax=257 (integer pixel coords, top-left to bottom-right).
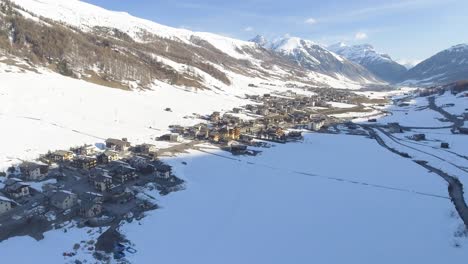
xmin=119 ymin=133 xmax=467 ymax=264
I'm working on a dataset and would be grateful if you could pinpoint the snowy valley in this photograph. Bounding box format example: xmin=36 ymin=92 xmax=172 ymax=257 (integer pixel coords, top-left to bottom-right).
xmin=0 ymin=0 xmax=467 ymax=264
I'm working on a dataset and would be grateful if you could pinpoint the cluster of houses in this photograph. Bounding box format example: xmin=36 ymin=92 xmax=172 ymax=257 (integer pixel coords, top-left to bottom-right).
xmin=0 ymin=138 xmax=178 ymax=221
xmin=162 ymin=92 xmax=337 ymax=149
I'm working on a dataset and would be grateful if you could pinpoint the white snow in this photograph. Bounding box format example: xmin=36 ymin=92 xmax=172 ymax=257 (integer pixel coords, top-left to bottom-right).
xmin=119 ymin=133 xmax=467 ymax=264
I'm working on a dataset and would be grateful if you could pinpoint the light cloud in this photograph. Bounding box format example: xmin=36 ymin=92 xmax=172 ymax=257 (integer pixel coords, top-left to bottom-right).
xmin=355 ymin=32 xmax=368 ymax=40
xmin=304 ymin=18 xmax=317 ymax=25
xmin=244 ymin=26 xmax=254 ymax=32
xmin=317 ymin=0 xmax=453 ymax=24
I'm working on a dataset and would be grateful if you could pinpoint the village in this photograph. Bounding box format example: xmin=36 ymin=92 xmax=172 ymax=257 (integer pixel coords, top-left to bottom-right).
xmin=0 ymin=84 xmax=466 ymax=261
xmin=0 ymin=137 xmax=184 ymax=258
xmin=157 ymin=87 xmax=388 ymax=153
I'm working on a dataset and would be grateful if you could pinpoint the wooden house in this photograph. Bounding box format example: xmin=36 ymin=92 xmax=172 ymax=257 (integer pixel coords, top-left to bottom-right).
xmin=19 ymin=162 xmax=48 ymax=181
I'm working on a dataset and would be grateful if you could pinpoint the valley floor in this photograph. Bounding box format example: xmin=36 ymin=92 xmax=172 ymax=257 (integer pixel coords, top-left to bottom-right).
xmin=0 ymin=70 xmax=467 ymax=263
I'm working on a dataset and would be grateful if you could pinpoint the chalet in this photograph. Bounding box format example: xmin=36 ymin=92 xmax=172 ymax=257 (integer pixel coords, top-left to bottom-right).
xmin=79 ymin=192 xmax=103 ymax=218
xmin=108 ymin=161 xmax=137 ymax=184
xmin=128 ymin=156 xmax=151 ymax=172
xmin=388 ymin=123 xmax=403 ymax=133
xmin=19 ymin=162 xmax=48 ymax=181
xmin=105 ymin=138 xmax=131 ymax=152
xmin=230 ymin=144 xmax=248 ymax=155
xmin=0 ymin=196 xmax=14 ymax=215
xmin=50 ymin=190 xmax=78 ymax=210
xmin=71 ymin=145 xmax=96 ymax=156
xmin=135 ymin=144 xmax=157 ymax=155
xmin=156 ymin=165 xmax=172 ymax=179
xmin=97 ymin=150 xmax=119 ymax=164
xmin=91 ymin=172 xmax=113 ymax=192
xmin=287 ymin=131 xmax=303 ymax=140
xmin=5 ymin=181 xmax=30 ymax=199
xmin=50 ymin=150 xmax=74 ymax=162
xmin=72 ymin=156 xmax=97 ymax=170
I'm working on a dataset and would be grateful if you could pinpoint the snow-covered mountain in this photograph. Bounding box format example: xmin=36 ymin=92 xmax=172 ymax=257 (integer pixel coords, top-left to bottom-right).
xmin=403 ymin=44 xmax=468 ymax=85
xmin=0 ymin=0 xmax=382 ymax=90
xmin=328 ymin=43 xmax=407 ymax=83
xmin=252 ymin=36 xmax=380 ymax=83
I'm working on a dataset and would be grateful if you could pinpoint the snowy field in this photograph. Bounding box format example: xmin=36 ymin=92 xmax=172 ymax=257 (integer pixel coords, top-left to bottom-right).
xmin=119 ymin=133 xmax=467 ymax=264
xmin=378 ymin=97 xmax=447 ymax=127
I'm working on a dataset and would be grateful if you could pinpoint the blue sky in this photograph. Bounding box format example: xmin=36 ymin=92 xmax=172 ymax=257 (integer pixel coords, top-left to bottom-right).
xmin=84 ymin=0 xmax=468 ymax=64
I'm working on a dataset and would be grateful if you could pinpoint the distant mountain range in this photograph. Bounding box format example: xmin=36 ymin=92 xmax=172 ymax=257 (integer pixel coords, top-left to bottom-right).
xmin=252 ymin=36 xmax=380 ymax=83
xmin=328 ymin=43 xmax=407 ymax=83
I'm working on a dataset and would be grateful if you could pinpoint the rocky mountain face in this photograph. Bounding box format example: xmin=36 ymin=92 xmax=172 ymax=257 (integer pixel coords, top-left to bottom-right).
xmin=403 ymin=44 xmax=468 ymax=85
xmin=252 ymin=36 xmax=381 ymax=83
xmin=328 ymin=43 xmax=407 ymax=83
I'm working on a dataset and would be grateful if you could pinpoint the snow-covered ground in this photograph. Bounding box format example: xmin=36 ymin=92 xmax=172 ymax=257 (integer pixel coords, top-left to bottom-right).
xmin=118 ymin=133 xmax=467 ymax=264
xmin=435 ymin=91 xmax=468 ymax=116
xmin=0 ymin=222 xmax=105 ymax=263
xmin=378 ymin=97 xmax=448 ymax=127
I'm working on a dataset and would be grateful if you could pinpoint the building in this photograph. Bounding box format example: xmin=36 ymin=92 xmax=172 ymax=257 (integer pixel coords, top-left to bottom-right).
xmin=105 ymin=138 xmax=131 ymax=152
xmin=0 ymin=196 xmax=14 ymax=215
xmin=460 ymin=127 xmax=468 ymax=135
xmin=387 ymin=123 xmax=403 ymax=133
xmin=170 ymin=133 xmax=181 ymax=142
xmin=50 ymin=190 xmax=78 ymax=210
xmin=135 ymin=144 xmax=157 ymax=155
xmin=91 ymin=172 xmax=113 ymax=192
xmin=19 ymin=162 xmax=48 ymax=181
xmin=79 ymin=192 xmax=103 ymax=218
xmin=308 ymin=119 xmax=325 ymax=131
xmin=50 ymin=150 xmax=74 ymax=162
xmin=72 ymin=156 xmax=98 ymax=170
xmin=156 ymin=165 xmax=172 ymax=179
xmin=97 ymin=150 xmax=120 ymax=164
xmin=412 ymin=134 xmax=426 ymax=141
xmin=71 ymin=145 xmax=96 ymax=156
xmin=230 ymin=144 xmax=248 ymax=155
xmin=5 ymin=182 xmax=30 ymax=199
xmin=108 ymin=161 xmax=137 ymax=184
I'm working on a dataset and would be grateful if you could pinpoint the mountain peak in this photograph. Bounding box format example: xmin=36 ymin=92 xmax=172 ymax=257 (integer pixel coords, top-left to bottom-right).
xmin=249 ymin=35 xmax=268 ymax=47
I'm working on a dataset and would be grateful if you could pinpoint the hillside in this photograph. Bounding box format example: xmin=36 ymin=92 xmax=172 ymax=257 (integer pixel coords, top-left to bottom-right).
xmin=403 ymin=44 xmax=468 ymax=85
xmin=0 ymin=0 xmax=382 ymax=90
